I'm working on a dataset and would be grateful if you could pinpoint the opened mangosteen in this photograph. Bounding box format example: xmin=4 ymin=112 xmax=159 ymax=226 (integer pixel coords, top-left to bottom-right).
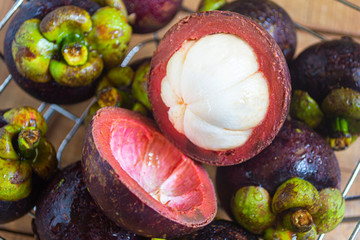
xmin=0 ymin=106 xmax=57 ymax=224
xmin=123 ymin=0 xmax=183 ymax=33
xmin=217 ymin=0 xmax=297 ymax=62
xmin=33 ymin=161 xmax=148 ymax=240
xmin=81 ymin=107 xmax=217 ymax=238
xmin=4 ymin=0 xmax=132 ymax=104
xmin=290 ymin=37 xmax=360 ymax=150
xmin=148 ymin=11 xmax=291 ymax=166
xmin=216 ymin=120 xmax=344 ymax=239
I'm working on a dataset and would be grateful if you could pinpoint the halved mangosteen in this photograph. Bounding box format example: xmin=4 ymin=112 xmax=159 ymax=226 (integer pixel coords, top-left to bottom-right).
xmin=81 ymin=106 xmax=217 ymax=238
xmin=148 ymin=11 xmax=291 ymax=166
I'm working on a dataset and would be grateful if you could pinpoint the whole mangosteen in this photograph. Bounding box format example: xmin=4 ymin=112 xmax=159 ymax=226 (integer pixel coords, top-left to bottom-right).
xmin=4 ymin=0 xmax=132 ymax=104
xmin=290 ymin=37 xmax=360 ymax=150
xmin=216 ymin=120 xmax=344 ymax=239
xmin=123 ymin=0 xmax=183 ymax=33
xmin=33 ymin=161 xmax=148 ymax=240
xmin=148 ymin=11 xmax=291 ymax=166
xmin=0 ymin=106 xmax=57 ymax=224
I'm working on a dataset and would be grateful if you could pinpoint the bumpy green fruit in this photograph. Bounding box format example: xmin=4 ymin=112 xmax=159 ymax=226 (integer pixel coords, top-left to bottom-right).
xmin=272 ymin=177 xmax=320 ymax=215
xmin=231 ymin=186 xmax=275 ymax=234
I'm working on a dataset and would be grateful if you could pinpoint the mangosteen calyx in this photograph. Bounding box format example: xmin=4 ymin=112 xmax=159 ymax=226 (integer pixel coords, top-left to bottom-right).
xmin=0 ymin=107 xmax=57 ymax=202
xmin=231 ymin=177 xmax=345 ymax=238
xmin=11 ymin=5 xmax=131 ymax=87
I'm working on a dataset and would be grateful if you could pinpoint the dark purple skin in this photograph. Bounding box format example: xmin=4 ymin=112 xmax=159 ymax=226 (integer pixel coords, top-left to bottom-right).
xmin=177 ymin=219 xmax=258 ymax=240
xmin=221 ymin=0 xmax=297 ymax=62
xmin=290 ymin=36 xmax=360 ymax=103
xmin=4 ymin=0 xmax=101 ymax=104
xmin=33 ymin=161 xmax=148 ymax=240
xmin=216 ymin=120 xmax=341 ymax=218
xmin=123 ymin=0 xmax=183 ymax=33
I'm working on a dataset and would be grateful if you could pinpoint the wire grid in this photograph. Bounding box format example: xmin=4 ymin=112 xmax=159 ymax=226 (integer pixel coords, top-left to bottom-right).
xmin=0 ymin=0 xmax=359 ymax=239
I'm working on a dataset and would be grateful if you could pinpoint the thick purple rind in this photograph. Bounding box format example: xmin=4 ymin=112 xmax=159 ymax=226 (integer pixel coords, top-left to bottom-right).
xmin=81 ymin=110 xmax=212 ymax=238
xmin=290 ymin=36 xmax=360 ymax=103
xmin=33 ymin=161 xmax=148 ymax=240
xmin=4 ymin=0 xmax=101 ymax=104
xmin=221 ymin=0 xmax=297 ymax=62
xmin=216 ymin=120 xmax=341 ymax=218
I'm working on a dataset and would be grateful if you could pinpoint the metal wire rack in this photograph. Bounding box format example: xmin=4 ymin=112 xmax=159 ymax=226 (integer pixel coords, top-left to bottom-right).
xmin=0 ymin=0 xmax=359 ymax=239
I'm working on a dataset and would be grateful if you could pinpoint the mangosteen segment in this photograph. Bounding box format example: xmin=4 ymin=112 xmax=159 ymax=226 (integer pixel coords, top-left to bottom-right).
xmin=161 ymin=34 xmax=269 ymax=151
xmin=149 ymin=11 xmax=291 ymax=165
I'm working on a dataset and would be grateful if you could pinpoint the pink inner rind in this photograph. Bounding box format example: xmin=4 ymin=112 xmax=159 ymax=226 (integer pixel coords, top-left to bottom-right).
xmin=90 ymin=107 xmax=216 ymax=227
xmin=110 ymin=120 xmax=203 ymax=212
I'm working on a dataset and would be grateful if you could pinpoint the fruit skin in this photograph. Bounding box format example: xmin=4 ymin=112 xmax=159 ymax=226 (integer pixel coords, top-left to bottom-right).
xmin=148 ymin=11 xmax=291 ymax=166
xmin=176 ymin=219 xmax=258 ymax=240
xmin=220 ymin=0 xmax=297 ymax=62
xmin=0 ymin=106 xmax=57 ymax=224
xmin=290 ymin=37 xmax=360 ymax=104
xmin=123 ymin=0 xmax=183 ymax=33
xmin=4 ymin=0 xmax=101 ymax=104
xmin=33 ymin=161 xmax=148 ymax=240
xmin=216 ymin=120 xmax=341 ymax=218
xmin=81 ymin=107 xmax=217 ymax=238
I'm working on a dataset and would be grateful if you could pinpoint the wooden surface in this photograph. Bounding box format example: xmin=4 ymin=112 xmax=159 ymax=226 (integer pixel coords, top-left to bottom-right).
xmin=0 ymin=0 xmax=360 ymax=239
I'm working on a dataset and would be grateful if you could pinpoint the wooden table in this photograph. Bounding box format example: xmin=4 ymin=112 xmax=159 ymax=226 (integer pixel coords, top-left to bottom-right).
xmin=0 ymin=0 xmax=359 ymax=239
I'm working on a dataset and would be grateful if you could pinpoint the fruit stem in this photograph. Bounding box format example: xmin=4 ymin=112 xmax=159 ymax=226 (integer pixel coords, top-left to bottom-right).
xmin=282 ymin=208 xmax=313 ymax=233
xmin=18 ymin=126 xmax=41 ymax=159
xmin=61 ymin=33 xmax=88 ymax=66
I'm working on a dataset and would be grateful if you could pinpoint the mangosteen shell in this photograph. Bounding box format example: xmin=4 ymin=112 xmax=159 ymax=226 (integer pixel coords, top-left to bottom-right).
xmin=81 ymin=107 xmax=217 ymax=238
xmin=33 ymin=161 xmax=148 ymax=240
xmin=148 ymin=10 xmax=291 ymax=166
xmin=176 ymin=219 xmax=259 ymax=240
xmin=221 ymin=0 xmax=297 ymax=62
xmin=4 ymin=0 xmax=101 ymax=104
xmin=216 ymin=119 xmax=341 ymax=217
xmin=123 ymin=0 xmax=183 ymax=33
xmin=290 ymin=36 xmax=360 ymax=103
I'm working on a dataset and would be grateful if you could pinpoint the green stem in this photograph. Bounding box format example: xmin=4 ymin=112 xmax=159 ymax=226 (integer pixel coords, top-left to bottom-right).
xmin=17 ymin=126 xmax=41 ymax=159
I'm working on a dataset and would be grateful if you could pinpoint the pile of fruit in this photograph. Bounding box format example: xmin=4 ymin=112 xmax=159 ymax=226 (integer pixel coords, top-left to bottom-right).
xmin=1 ymin=0 xmax=359 ymax=239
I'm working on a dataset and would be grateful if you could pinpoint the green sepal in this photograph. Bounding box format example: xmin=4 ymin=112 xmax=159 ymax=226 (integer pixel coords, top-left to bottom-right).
xmin=290 ymin=90 xmax=324 ymax=128
xmin=11 ymin=19 xmax=58 ymax=83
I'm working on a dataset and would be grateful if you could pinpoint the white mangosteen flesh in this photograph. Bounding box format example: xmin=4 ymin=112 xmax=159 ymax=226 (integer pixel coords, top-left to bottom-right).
xmin=161 ymin=33 xmax=269 ymax=151
xmin=110 ymin=120 xmax=203 ymax=212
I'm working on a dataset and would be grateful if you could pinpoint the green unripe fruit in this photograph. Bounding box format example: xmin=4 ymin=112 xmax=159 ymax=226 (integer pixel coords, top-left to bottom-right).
xmin=231 ymin=186 xmax=275 ymax=234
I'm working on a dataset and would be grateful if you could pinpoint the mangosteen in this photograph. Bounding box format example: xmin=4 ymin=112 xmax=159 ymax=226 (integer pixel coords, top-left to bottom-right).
xmin=0 ymin=106 xmax=58 ymax=224
xmin=81 ymin=106 xmax=217 ymax=238
xmin=84 ymin=57 xmax=152 ymax=127
xmin=175 ymin=219 xmax=258 ymax=240
xmin=148 ymin=11 xmax=291 ymax=166
xmin=4 ymin=0 xmax=132 ymax=104
xmin=123 ymin=0 xmax=183 ymax=33
xmin=216 ymin=120 xmax=344 ymax=238
xmin=217 ymin=0 xmax=297 ymax=62
xmin=290 ymin=37 xmax=360 ymax=149
xmin=33 ymin=161 xmax=148 ymax=240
